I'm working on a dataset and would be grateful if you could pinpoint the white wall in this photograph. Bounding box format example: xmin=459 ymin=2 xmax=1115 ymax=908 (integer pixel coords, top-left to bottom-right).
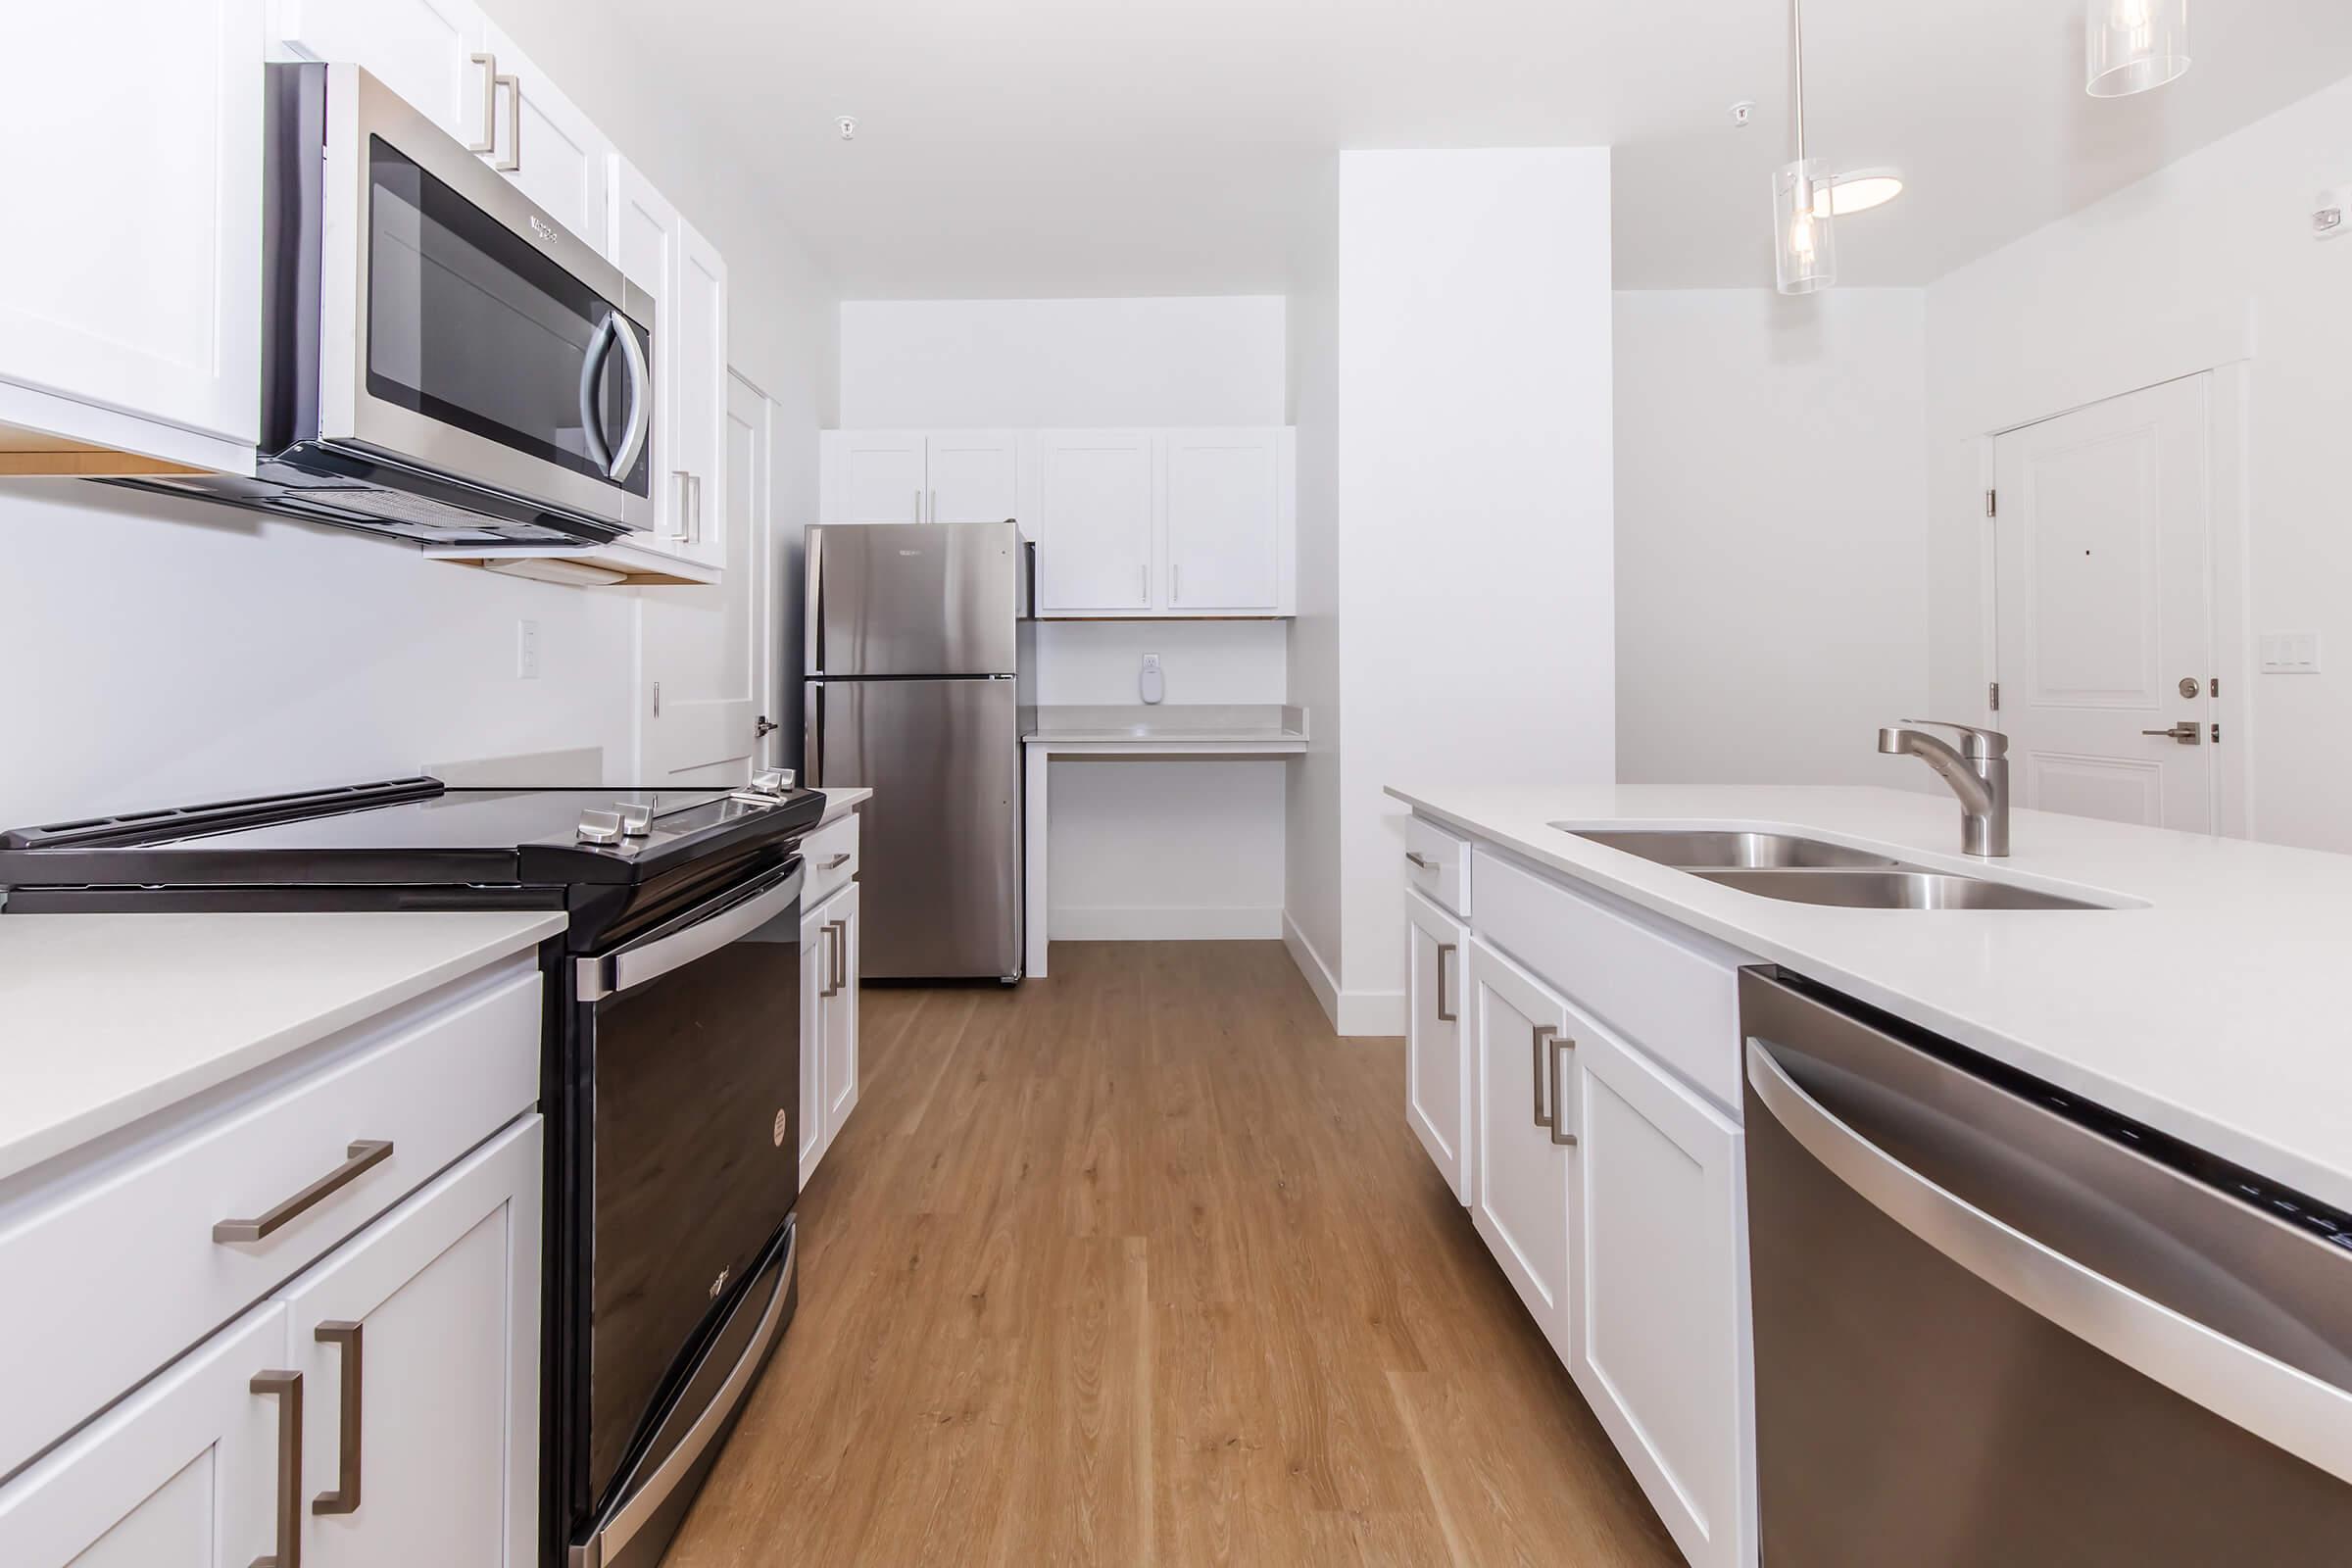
xmin=1296 ymin=148 xmax=1617 ymax=1034
xmin=839 ymin=295 xmax=1294 ymax=939
xmin=1615 ymin=289 xmax=1930 ymax=785
xmin=0 ymin=1 xmax=836 ymax=828
xmin=1925 ymin=69 xmax=2352 ymax=852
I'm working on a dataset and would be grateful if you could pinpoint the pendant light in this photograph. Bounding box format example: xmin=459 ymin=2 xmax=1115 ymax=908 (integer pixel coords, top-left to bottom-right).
xmin=1773 ymin=0 xmax=1834 ymax=294
xmin=2085 ymin=0 xmax=2189 ymax=98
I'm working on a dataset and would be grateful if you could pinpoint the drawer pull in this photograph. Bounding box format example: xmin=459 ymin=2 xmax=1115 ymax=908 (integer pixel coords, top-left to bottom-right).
xmin=214 ymin=1141 xmax=393 ymax=1244
xmin=1548 ymin=1031 xmax=1578 ymax=1148
xmin=1404 ymin=851 xmax=1437 ymax=870
xmin=1435 ymin=942 xmax=1457 ymax=1023
xmin=1532 ymin=1026 xmax=1557 ymax=1128
xmin=313 ymin=1322 xmax=364 ymax=1516
xmin=250 ymin=1368 xmax=303 ymax=1568
xmin=820 ymin=853 xmax=853 ymax=870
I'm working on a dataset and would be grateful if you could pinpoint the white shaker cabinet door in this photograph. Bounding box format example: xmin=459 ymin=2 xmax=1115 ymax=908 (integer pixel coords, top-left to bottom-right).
xmin=475 ymin=22 xmax=613 ymax=257
xmin=667 ymin=217 xmax=730 ymax=569
xmin=273 ymin=0 xmax=489 ymax=142
xmin=1034 ymin=431 xmax=1157 ymax=613
xmin=1569 ymin=1022 xmax=1753 ymax=1568
xmin=821 ymin=433 xmax=928 ymax=525
xmin=1163 ymin=428 xmax=1284 ymax=613
xmin=1405 ymin=889 xmax=1471 ymax=1204
xmin=926 ymin=432 xmax=1024 ymax=524
xmin=276 ymin=1116 xmax=542 ymax=1568
xmin=1467 ymin=937 xmax=1578 ymax=1367
xmin=800 ymin=897 xmax=829 ymax=1184
xmin=0 ymin=0 xmax=265 ymax=459
xmin=0 ymin=1305 xmax=289 ymax=1568
xmin=821 ymin=881 xmax=862 ymax=1139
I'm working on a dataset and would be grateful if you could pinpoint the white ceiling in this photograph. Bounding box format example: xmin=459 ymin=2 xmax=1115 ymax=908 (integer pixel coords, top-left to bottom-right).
xmin=575 ymin=0 xmax=2352 ymax=297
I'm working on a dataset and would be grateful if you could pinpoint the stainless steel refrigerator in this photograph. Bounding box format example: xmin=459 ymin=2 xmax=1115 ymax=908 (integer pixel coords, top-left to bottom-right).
xmin=804 ymin=520 xmax=1032 ymax=980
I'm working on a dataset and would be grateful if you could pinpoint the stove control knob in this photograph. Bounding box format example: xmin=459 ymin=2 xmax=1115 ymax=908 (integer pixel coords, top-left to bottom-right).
xmin=747 ymin=768 xmax=792 ymax=797
xmin=616 ymin=802 xmax=655 ymax=838
xmin=575 ymin=808 xmax=623 ymax=846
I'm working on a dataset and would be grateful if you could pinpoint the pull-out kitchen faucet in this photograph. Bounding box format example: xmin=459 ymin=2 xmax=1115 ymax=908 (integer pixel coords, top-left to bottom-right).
xmin=1879 ymin=721 xmax=2010 ymax=858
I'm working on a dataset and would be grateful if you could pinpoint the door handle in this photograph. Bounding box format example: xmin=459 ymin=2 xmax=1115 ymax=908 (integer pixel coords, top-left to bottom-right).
xmin=493 ymin=74 xmax=520 ymax=172
xmin=1547 ymin=1032 xmax=1577 ymax=1147
xmin=2142 ymin=721 xmax=2201 ymax=745
xmin=250 ymin=1369 xmax=303 ymax=1568
xmin=214 ymin=1142 xmax=393 ymax=1244
xmin=313 ymin=1323 xmax=364 ymax=1515
xmin=1403 ymin=851 xmax=1435 ymax=870
xmin=913 ymin=488 xmax=923 ymax=523
xmin=828 ymin=918 xmax=850 ymax=992
xmin=1531 ymin=1026 xmax=1558 ymax=1129
xmin=466 ymin=53 xmax=498 ymax=154
xmin=820 ymin=853 xmax=853 ymax=870
xmin=1435 ymin=943 xmax=1456 ymax=1023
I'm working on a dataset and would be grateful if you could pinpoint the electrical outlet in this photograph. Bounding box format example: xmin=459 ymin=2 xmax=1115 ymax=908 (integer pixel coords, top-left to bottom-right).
xmin=516 ymin=619 xmax=541 ymax=679
xmin=1140 ymin=652 xmax=1165 ymax=706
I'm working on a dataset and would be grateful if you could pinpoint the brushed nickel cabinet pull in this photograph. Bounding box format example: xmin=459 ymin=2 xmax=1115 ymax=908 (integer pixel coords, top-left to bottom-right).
xmin=494 ymin=74 xmax=520 ymax=172
xmin=828 ymin=918 xmax=850 ymax=992
xmin=1548 ymin=1032 xmax=1578 ymax=1147
xmin=819 ymin=923 xmax=839 ymax=999
xmin=250 ymin=1369 xmax=303 ymax=1568
xmin=313 ymin=1322 xmax=364 ymax=1516
xmin=214 ymin=1142 xmax=393 ymax=1244
xmin=1404 ymin=851 xmax=1436 ymax=870
xmin=820 ymin=853 xmax=853 ymax=870
xmin=1532 ymin=1026 xmax=1558 ymax=1129
xmin=1435 ymin=943 xmax=1457 ymax=1023
xmin=466 ymin=54 xmax=497 ymax=155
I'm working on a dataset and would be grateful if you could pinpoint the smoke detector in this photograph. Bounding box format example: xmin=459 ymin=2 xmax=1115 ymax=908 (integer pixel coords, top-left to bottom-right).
xmin=836 ymin=115 xmax=858 ymax=141
xmin=1729 ymin=100 xmax=1757 ymax=129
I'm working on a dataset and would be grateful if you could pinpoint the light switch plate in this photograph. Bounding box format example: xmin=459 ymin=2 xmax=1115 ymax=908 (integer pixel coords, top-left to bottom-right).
xmin=2260 ymin=631 xmax=2321 ymax=673
xmin=516 ymin=619 xmax=541 ymax=679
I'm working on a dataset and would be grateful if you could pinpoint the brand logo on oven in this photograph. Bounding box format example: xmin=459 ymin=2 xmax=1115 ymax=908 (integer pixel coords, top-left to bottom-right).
xmin=526 ymin=214 xmax=558 ymax=246
xmin=710 ymin=1269 xmax=729 ymax=1298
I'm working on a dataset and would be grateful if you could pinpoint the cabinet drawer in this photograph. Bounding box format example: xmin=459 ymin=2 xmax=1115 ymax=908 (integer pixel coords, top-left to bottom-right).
xmin=1404 ymin=815 xmax=1471 ymax=917
xmin=0 ymin=961 xmax=539 ymax=1482
xmin=1471 ymin=847 xmax=1744 ymax=1110
xmin=803 ymin=809 xmax=859 ymax=907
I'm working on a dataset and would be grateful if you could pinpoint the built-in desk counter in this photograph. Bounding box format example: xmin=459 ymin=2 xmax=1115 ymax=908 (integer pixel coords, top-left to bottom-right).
xmin=1022 ymin=705 xmax=1307 ymax=977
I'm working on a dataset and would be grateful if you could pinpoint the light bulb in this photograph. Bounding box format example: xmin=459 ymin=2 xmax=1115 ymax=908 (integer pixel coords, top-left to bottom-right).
xmin=2087 ymin=0 xmax=2187 ymax=97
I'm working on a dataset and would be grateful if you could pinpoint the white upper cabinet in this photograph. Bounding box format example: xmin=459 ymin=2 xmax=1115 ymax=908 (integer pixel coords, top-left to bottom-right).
xmin=0 ymin=0 xmax=264 ymax=468
xmin=1164 ymin=428 xmax=1289 ymax=614
xmin=272 ymin=0 xmax=488 ymax=141
xmin=926 ymin=432 xmax=1023 ymax=523
xmin=820 ymin=428 xmax=1296 ymax=616
xmin=1035 ymin=430 xmax=1159 ymax=613
xmin=475 ymin=22 xmax=613 ymax=257
xmin=609 ymin=160 xmax=727 ymax=572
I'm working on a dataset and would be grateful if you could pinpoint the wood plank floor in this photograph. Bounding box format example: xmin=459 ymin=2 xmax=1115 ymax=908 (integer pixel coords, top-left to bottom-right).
xmin=666 ymin=941 xmax=1680 ymax=1567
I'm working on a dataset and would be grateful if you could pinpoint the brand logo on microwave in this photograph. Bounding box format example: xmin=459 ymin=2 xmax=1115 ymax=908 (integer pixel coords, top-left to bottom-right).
xmin=526 ymin=214 xmax=559 ymax=246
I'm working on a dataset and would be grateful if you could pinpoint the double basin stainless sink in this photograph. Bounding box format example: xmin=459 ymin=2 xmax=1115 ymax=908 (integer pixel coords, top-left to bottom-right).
xmin=1558 ymin=829 xmax=2112 ymax=911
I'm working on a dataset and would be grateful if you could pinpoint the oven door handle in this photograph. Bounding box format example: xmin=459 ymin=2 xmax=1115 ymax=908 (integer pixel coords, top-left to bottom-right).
xmin=578 ymin=313 xmax=618 ymax=475
xmin=607 ymin=313 xmax=652 ymax=482
xmin=576 ymin=863 xmax=803 ymax=1002
xmin=1746 ymin=1035 xmax=2352 ymax=1486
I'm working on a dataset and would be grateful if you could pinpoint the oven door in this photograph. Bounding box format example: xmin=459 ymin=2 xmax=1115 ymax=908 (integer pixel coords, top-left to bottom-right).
xmin=573 ymin=859 xmax=804 ymax=1521
xmin=318 ymin=64 xmax=653 ymax=531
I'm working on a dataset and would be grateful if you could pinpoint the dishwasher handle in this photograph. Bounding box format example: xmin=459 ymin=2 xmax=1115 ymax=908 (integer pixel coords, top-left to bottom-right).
xmin=1746 ymin=1032 xmax=2352 ymax=1486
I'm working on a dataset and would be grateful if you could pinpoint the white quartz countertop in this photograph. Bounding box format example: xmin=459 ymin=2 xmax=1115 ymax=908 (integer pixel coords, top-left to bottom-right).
xmin=0 ymin=910 xmax=564 ymax=1183
xmin=815 ymin=786 xmax=871 ymax=822
xmin=1024 ymin=704 xmax=1307 ymax=747
xmin=1387 ymin=782 xmax=2352 ymax=1212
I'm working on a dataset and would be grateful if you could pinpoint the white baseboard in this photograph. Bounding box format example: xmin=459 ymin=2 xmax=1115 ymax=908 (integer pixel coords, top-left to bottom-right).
xmin=1337 ymin=990 xmax=1406 ymax=1039
xmin=1050 ymin=905 xmax=1285 ymax=941
xmin=1283 ymin=911 xmax=1342 ymax=1030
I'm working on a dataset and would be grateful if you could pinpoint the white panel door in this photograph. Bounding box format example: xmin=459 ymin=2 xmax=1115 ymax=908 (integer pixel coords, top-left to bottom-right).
xmin=475 ymin=23 xmax=612 ymax=257
xmin=1035 ymin=431 xmax=1158 ymax=613
xmin=278 ymin=1117 xmax=541 ymax=1568
xmin=640 ymin=373 xmax=769 ymax=784
xmin=1993 ymin=376 xmax=2214 ymax=830
xmin=0 ymin=1305 xmax=285 ymax=1568
xmin=669 ymin=219 xmax=730 ymax=569
xmin=0 ymin=0 xmax=264 ymax=448
xmin=820 ymin=881 xmax=862 ymax=1141
xmin=1468 ymin=937 xmax=1576 ymax=1365
xmin=824 ymin=433 xmax=928 ymax=524
xmin=273 ymin=0 xmax=487 ymax=142
xmin=927 ymin=432 xmax=1023 ymax=523
xmin=1569 ymin=1022 xmax=1752 ymax=1568
xmin=1405 ymin=889 xmax=1470 ymax=1204
xmin=799 ymin=898 xmax=829 ymax=1185
xmin=1165 ymin=428 xmax=1283 ymax=612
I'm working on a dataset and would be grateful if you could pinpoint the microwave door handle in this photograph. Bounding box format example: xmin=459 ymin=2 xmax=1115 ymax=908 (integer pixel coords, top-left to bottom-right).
xmin=608 ymin=316 xmax=652 ymax=481
xmin=575 ymin=864 xmax=802 ymax=1001
xmin=578 ymin=314 xmax=618 ymax=474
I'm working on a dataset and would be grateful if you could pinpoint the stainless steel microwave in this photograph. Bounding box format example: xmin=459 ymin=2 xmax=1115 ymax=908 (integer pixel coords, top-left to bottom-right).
xmin=115 ymin=63 xmax=655 ymax=549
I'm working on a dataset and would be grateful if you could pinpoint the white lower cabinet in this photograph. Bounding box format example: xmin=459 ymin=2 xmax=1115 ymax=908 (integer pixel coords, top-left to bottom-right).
xmin=801 ymin=879 xmax=862 ymax=1185
xmin=1568 ymin=1015 xmax=1752 ymax=1568
xmin=1405 ymin=889 xmax=1471 ymax=1203
xmin=1468 ymin=936 xmax=1577 ymax=1367
xmin=0 ymin=1305 xmax=286 ymax=1567
xmin=280 ymin=1115 xmax=542 ymax=1568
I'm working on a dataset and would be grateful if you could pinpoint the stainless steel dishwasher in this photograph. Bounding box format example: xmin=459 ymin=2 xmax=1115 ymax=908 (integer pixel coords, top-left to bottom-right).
xmin=1740 ymin=966 xmax=2352 ymax=1564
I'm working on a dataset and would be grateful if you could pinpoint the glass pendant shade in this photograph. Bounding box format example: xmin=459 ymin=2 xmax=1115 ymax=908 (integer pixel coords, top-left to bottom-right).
xmin=1774 ymin=159 xmax=1835 ymax=295
xmin=2085 ymin=0 xmax=2189 ymax=98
